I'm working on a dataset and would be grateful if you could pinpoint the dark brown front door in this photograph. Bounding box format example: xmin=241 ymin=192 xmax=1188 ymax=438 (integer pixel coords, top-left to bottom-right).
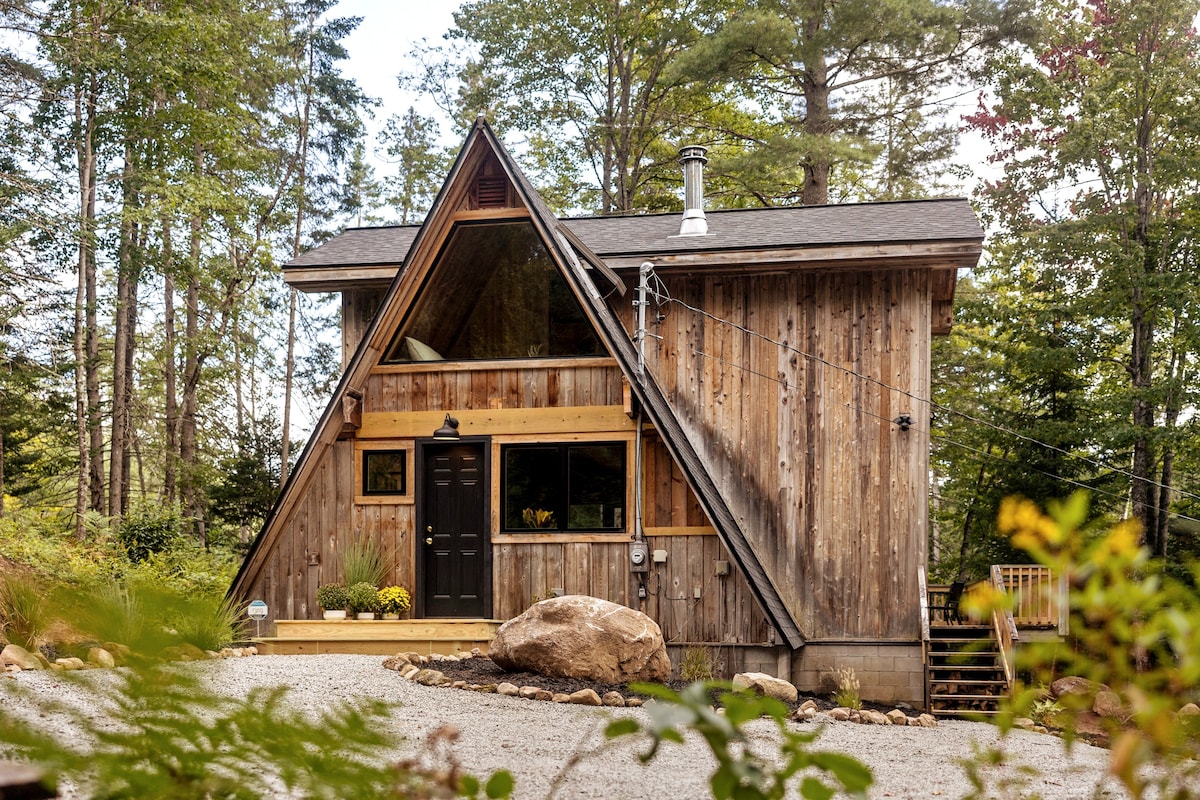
xmin=418 ymin=440 xmax=489 ymax=617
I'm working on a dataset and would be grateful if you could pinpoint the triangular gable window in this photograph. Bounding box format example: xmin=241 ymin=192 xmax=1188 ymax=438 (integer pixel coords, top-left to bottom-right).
xmin=382 ymin=221 xmax=606 ymax=363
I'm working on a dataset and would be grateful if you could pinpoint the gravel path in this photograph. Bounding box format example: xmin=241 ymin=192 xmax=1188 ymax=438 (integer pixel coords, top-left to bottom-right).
xmin=2 ymin=654 xmax=1129 ymax=799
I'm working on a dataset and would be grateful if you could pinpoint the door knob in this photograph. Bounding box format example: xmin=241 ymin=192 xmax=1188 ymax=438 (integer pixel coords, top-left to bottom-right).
xmin=425 ymin=537 xmax=433 ymax=545
xmin=426 ymin=525 xmax=433 ymax=533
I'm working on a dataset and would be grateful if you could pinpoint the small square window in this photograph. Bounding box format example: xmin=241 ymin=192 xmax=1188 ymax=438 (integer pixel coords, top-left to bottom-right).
xmin=363 ymin=450 xmax=407 ymax=495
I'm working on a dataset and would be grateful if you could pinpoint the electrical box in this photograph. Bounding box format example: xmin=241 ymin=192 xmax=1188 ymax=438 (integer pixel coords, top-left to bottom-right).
xmin=629 ymin=540 xmax=649 ymax=573
xmin=714 ymin=560 xmax=730 ymax=576
xmin=652 ymin=549 xmax=668 ymax=563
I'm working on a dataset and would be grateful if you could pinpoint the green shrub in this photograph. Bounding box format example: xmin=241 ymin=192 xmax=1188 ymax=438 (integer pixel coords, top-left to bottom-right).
xmin=347 ymin=582 xmax=380 ymax=614
xmin=972 ymin=493 xmax=1200 ymax=799
xmin=316 ymin=583 xmax=349 ymax=611
xmin=607 ymin=681 xmax=872 ymax=799
xmin=830 ymin=667 xmax=862 ymax=710
xmin=0 ymin=573 xmax=52 ymax=650
xmin=342 ymin=537 xmax=386 ymax=588
xmin=680 ymin=646 xmax=714 ymax=682
xmin=0 ymin=654 xmax=513 ymax=798
xmin=169 ymin=593 xmax=249 ymax=652
xmin=117 ymin=505 xmax=183 ymax=563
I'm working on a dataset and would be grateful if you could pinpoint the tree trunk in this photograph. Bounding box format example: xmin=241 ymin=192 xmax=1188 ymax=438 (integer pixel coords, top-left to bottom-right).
xmin=74 ymin=62 xmax=100 ymax=536
xmin=163 ymin=224 xmax=178 ymax=507
xmin=800 ymin=14 xmax=832 ymax=206
xmin=109 ymin=145 xmax=138 ymax=519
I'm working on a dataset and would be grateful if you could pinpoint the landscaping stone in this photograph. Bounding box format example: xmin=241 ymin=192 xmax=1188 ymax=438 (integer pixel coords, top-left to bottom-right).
xmin=497 ymin=682 xmax=520 ymax=697
xmin=87 ymin=647 xmax=116 ymax=668
xmin=731 ymin=672 xmax=798 ymax=703
xmin=601 ymin=691 xmax=625 ymax=707
xmin=826 ymin=707 xmax=852 ymax=721
xmin=1050 ymin=676 xmax=1106 ymax=700
xmin=413 ymin=668 xmax=447 ymax=686
xmin=552 ymin=692 xmax=571 ymax=703
xmin=886 ymin=709 xmax=908 ymax=726
xmin=861 ymin=709 xmax=891 ymax=725
xmin=1178 ymin=702 xmax=1199 ymax=716
xmin=1092 ymin=690 xmax=1126 ymax=719
xmin=568 ymin=688 xmax=602 ymax=706
xmin=1 ymin=644 xmax=43 ymax=671
xmin=488 ymin=595 xmax=670 ymax=683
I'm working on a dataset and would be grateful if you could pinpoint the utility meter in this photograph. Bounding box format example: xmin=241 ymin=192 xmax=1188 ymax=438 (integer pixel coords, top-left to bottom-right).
xmin=629 ymin=540 xmax=649 ymax=573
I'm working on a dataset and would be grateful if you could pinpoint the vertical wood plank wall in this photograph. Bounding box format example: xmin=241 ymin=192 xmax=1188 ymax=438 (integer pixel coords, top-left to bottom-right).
xmin=613 ymin=269 xmax=931 ymax=641
xmin=239 ymin=360 xmax=770 ymax=645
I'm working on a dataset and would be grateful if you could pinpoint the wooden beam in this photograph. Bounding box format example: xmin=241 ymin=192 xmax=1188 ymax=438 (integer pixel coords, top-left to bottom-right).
xmin=643 ymin=525 xmax=717 ymax=537
xmin=358 ymin=405 xmax=636 ymax=439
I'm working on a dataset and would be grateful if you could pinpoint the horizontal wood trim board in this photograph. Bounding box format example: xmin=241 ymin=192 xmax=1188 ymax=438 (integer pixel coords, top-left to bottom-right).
xmin=370 ymin=357 xmax=617 ymax=374
xmin=273 ymin=620 xmax=501 ymax=640
xmin=492 ymin=533 xmax=629 ymax=544
xmin=604 ymin=241 xmax=982 ymax=273
xmin=644 ymin=526 xmax=717 ymax=537
xmin=256 ymin=640 xmax=493 ymax=657
xmin=359 ymin=405 xmax=635 ymax=438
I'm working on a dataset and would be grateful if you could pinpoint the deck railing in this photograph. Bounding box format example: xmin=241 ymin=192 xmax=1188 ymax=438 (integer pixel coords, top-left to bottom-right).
xmin=995 ymin=564 xmax=1067 ymax=633
xmin=989 ymin=565 xmax=1019 ymax=689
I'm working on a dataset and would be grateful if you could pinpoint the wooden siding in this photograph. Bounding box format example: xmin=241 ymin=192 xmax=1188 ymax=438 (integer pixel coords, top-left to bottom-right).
xmin=342 ymin=288 xmax=386 ymax=368
xmin=615 ymin=269 xmax=931 ymax=641
xmin=239 ymin=359 xmax=771 ymax=644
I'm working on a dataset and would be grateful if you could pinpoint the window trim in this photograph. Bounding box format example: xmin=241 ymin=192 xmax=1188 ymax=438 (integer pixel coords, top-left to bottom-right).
xmin=354 ymin=442 xmax=415 ymax=505
xmin=490 ymin=434 xmax=633 ymax=539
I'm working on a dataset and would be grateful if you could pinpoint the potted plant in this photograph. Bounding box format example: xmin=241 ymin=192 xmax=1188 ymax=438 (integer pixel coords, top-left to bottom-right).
xmin=315 ymin=583 xmax=348 ymax=620
xmin=377 ymin=585 xmax=411 ymax=620
xmin=347 ymin=582 xmax=380 ymax=620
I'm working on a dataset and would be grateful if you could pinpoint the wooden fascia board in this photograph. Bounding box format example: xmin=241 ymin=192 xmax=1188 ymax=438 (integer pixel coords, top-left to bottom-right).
xmin=358 ymin=406 xmax=635 ymax=439
xmin=282 ymin=266 xmax=397 ymax=292
xmin=602 ymin=240 xmax=982 ymax=274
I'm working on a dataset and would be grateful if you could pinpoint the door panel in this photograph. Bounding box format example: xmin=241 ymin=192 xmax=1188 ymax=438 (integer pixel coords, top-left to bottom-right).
xmin=420 ymin=441 xmax=489 ymax=617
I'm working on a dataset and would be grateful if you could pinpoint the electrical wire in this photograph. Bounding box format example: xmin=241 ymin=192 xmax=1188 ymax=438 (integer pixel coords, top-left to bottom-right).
xmin=649 ymin=283 xmax=1200 ymax=507
xmin=688 ymin=343 xmax=1200 ymax=528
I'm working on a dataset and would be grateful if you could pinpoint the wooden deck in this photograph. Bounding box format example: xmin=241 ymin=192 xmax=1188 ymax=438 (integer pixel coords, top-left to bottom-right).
xmin=254 ymin=619 xmax=503 ymax=657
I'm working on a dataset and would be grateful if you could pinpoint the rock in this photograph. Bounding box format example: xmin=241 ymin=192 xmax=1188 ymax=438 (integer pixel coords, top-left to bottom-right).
xmin=518 ymin=686 xmax=542 ymax=699
xmin=826 ymin=707 xmax=852 ymax=721
xmin=497 ymin=682 xmax=520 ymax=697
xmin=55 ymin=657 xmax=87 ymax=671
xmin=470 ymin=648 xmax=482 ymax=657
xmin=552 ymin=693 xmax=571 ymax=703
xmin=477 ymin=684 xmax=497 ymax=693
xmin=87 ymin=647 xmax=116 ymax=668
xmin=1093 ymin=690 xmax=1126 ymax=720
xmin=913 ymin=714 xmax=938 ymax=728
xmin=1 ymin=644 xmax=44 ymax=671
xmin=244 ymin=646 xmax=258 ymax=656
xmin=731 ymin=672 xmax=798 ymax=703
xmin=569 ymin=688 xmax=603 ymax=706
xmin=791 ymin=706 xmax=817 ymax=722
xmin=860 ymin=709 xmax=891 ymax=725
xmin=602 ymin=691 xmax=626 ymax=707
xmin=399 ymin=665 xmax=419 ymax=679
xmin=382 ymin=655 xmax=409 ymax=671
xmin=625 ymin=697 xmax=644 ymax=708
xmin=1013 ymin=717 xmax=1037 ymax=731
xmin=488 ymin=595 xmax=670 ymax=683
xmin=451 ymin=680 xmax=467 ymax=690
xmin=1178 ymin=702 xmax=1199 ymax=716
xmin=163 ymin=643 xmax=207 ymax=662
xmin=886 ymin=709 xmax=908 ymax=726
xmin=103 ymin=642 xmax=132 ymax=664
xmin=799 ymin=699 xmax=818 ymax=713
xmin=413 ymin=669 xmax=447 ymax=686
xmin=1050 ymin=676 xmax=1106 ymax=701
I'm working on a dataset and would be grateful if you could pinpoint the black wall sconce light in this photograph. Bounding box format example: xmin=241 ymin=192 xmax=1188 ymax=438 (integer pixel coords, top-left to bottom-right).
xmin=433 ymin=413 xmax=460 ymax=440
xmin=894 ymin=414 xmax=913 ymax=432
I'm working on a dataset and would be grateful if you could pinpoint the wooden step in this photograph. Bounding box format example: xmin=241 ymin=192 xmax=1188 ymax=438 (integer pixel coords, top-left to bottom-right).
xmin=254 ymin=618 xmax=503 ymax=657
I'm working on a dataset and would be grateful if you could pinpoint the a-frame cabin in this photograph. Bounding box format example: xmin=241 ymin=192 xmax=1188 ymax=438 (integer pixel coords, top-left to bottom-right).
xmin=229 ymin=119 xmax=984 ymax=705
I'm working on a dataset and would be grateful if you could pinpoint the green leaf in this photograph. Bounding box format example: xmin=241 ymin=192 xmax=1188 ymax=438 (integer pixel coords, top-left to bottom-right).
xmin=799 ymin=776 xmax=835 ymax=800
xmin=604 ymin=718 xmax=640 ymax=738
xmin=484 ymin=770 xmax=514 ymax=799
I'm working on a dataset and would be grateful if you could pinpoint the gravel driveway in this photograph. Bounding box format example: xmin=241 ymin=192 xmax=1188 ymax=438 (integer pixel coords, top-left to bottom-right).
xmin=2 ymin=654 xmax=1129 ymax=799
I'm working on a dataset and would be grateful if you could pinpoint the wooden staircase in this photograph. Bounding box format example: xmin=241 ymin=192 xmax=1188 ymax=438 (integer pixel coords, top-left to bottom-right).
xmin=925 ymin=623 xmax=1009 ymax=717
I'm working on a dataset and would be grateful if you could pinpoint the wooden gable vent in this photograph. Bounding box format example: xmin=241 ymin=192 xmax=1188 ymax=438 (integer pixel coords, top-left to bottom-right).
xmin=470 ymin=174 xmax=510 ymax=209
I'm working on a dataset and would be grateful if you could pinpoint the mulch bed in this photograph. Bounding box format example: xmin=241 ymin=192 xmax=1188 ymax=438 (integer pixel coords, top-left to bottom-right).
xmin=423 ymin=655 xmax=905 ymax=716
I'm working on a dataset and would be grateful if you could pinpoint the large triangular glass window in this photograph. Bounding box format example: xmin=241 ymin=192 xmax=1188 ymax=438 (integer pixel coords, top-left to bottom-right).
xmin=382 ymin=221 xmax=606 ymax=363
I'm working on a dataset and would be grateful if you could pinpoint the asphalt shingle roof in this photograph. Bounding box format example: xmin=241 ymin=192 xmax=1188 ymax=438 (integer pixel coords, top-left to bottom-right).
xmin=286 ymin=198 xmax=982 ymax=270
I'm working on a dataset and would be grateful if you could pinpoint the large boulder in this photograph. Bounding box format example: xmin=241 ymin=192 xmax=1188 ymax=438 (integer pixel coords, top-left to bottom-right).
xmin=489 ymin=595 xmax=670 ymax=683
xmin=732 ymin=672 xmax=798 ymax=703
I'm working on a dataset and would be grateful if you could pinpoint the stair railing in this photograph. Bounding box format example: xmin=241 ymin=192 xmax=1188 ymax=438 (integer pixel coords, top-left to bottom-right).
xmin=918 ymin=566 xmax=932 ymax=711
xmin=989 ymin=564 xmax=1020 ymax=689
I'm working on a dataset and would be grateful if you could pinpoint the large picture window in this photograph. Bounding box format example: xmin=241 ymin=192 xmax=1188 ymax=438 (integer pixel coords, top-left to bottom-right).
xmin=381 ymin=221 xmax=606 ymax=363
xmin=502 ymin=443 xmax=626 ymax=532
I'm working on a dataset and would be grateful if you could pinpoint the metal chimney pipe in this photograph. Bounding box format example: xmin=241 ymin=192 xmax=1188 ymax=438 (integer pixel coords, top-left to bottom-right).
xmin=678 ymin=145 xmax=708 ymax=236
